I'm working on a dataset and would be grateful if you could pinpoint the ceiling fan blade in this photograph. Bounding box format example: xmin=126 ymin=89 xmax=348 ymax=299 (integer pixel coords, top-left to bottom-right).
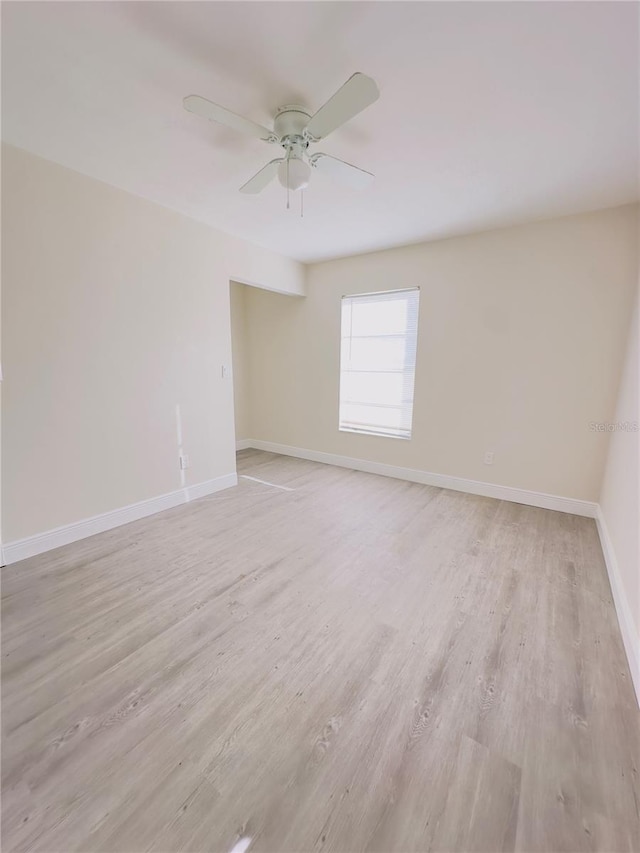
xmin=310 ymin=153 xmax=374 ymax=190
xmin=239 ymin=159 xmax=283 ymax=194
xmin=305 ymin=73 xmax=379 ymax=141
xmin=183 ymin=95 xmax=275 ymax=142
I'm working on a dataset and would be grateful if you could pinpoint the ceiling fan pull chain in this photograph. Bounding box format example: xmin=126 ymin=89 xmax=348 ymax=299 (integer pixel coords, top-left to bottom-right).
xmin=300 ymin=189 xmax=304 ymax=218
xmin=286 ymin=158 xmax=290 ymax=210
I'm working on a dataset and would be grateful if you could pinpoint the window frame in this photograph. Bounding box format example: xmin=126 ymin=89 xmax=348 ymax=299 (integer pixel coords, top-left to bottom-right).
xmin=338 ymin=287 xmax=420 ymax=441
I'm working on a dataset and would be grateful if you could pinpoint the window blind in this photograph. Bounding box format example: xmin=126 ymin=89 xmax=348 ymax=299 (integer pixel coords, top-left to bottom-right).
xmin=339 ymin=288 xmax=420 ymax=439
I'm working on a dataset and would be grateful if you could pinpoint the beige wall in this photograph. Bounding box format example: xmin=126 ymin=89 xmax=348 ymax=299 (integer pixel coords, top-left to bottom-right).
xmin=245 ymin=205 xmax=638 ymax=502
xmin=1 ymin=145 xmax=304 ymax=542
xmin=599 ymin=278 xmax=639 ymax=685
xmin=230 ymin=282 xmax=251 ymax=442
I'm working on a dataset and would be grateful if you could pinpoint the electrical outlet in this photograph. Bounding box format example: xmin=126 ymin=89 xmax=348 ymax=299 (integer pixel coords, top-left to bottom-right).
xmin=179 ymin=454 xmax=190 ymax=470
xmin=484 ymin=451 xmax=494 ymax=465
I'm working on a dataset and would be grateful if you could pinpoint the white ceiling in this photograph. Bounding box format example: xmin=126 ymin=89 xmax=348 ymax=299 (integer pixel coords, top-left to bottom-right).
xmin=2 ymin=1 xmax=638 ymax=263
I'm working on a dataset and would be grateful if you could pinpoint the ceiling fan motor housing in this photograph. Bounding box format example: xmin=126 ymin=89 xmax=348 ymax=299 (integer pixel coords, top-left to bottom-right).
xmin=274 ymin=105 xmax=311 ymax=143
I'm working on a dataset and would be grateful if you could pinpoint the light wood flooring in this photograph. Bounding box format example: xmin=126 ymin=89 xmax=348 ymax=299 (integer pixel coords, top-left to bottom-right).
xmin=2 ymin=450 xmax=639 ymax=852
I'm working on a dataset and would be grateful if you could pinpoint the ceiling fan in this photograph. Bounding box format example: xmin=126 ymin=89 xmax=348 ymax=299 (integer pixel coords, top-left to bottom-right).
xmin=183 ymin=73 xmax=379 ymax=203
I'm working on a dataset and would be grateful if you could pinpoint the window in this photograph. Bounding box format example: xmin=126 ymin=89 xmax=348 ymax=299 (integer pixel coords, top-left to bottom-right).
xmin=339 ymin=288 xmax=420 ymax=439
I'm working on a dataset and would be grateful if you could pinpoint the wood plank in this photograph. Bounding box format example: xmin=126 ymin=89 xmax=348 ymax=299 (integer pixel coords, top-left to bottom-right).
xmin=1 ymin=450 xmax=637 ymax=852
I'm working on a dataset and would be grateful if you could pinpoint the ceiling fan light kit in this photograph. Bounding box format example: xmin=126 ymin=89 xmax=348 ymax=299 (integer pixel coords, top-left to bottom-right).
xmin=183 ymin=73 xmax=379 ymax=213
xmin=277 ymin=157 xmax=310 ymax=192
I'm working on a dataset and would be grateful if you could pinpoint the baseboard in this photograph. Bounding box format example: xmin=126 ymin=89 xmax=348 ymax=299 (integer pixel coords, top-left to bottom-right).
xmin=1 ymin=473 xmax=238 ymax=566
xmin=595 ymin=507 xmax=640 ymax=707
xmin=236 ymin=439 xmax=252 ymax=451
xmin=244 ymin=440 xmax=598 ymax=518
xmin=185 ymin=474 xmax=237 ymax=502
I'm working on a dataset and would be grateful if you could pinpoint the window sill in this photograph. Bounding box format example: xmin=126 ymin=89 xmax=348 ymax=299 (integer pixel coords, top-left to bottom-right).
xmin=339 ymin=427 xmax=412 ymax=441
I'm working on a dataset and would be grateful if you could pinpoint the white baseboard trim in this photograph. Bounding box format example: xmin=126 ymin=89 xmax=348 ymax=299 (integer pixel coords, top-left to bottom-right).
xmin=2 ymin=473 xmax=238 ymax=566
xmin=244 ymin=440 xmax=598 ymax=518
xmin=184 ymin=474 xmax=238 ymax=502
xmin=595 ymin=507 xmax=640 ymax=707
xmin=236 ymin=439 xmax=252 ymax=451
